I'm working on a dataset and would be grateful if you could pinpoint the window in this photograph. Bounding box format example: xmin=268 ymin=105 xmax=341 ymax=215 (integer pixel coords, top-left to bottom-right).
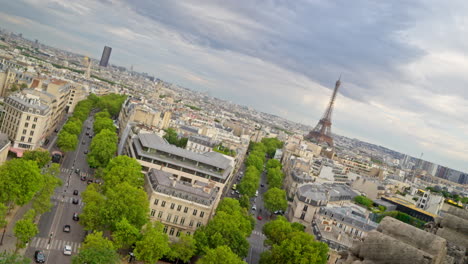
xmin=196 ymin=222 xmax=202 ymax=228
xmin=33 ymin=117 xmax=37 ymax=122
xmin=150 ymin=209 xmax=156 ymax=217
xmin=22 ymin=129 xmax=26 ymax=134
xmin=184 ymin=207 xmax=189 ymax=213
xmin=166 ymin=214 xmax=172 ymax=222
xmin=26 ymin=116 xmax=30 ymax=121
xmin=154 ymin=199 xmax=159 ymax=205
xmin=170 ymin=203 xmax=175 ymax=209
xmin=21 ymin=136 xmax=25 ymax=141
xmin=32 ymin=124 xmax=36 ymax=129
xmin=30 ymin=131 xmax=34 ymax=136
xmin=158 ymin=211 xmax=163 ymax=219
xmin=303 ymin=205 xmax=308 ymax=212
xmin=189 ymin=220 xmax=194 ymax=227
xmin=176 ymin=230 xmax=181 ymax=237
xmin=180 ymin=217 xmax=185 ymax=225
xmin=300 ymin=212 xmax=306 ymax=220
xmin=173 ymin=215 xmax=179 ymax=224
xmin=200 ymin=211 xmax=205 ymax=218
xmin=169 ymin=228 xmax=175 ymax=236
xmin=186 ymin=232 xmax=191 ymax=236
xmin=177 ymin=205 xmax=182 ymax=211
xmin=28 ymin=137 xmax=32 ymax=143
xmin=24 ymin=122 xmax=29 ymax=128
xmin=161 ymin=201 xmax=166 ymax=207
xmin=163 ymin=226 xmax=168 ymax=233
xmin=193 ymin=209 xmax=198 ymax=216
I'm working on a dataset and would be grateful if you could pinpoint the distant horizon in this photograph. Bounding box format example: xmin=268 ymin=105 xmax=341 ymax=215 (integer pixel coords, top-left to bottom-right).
xmin=1 ymin=1 xmax=467 ymax=173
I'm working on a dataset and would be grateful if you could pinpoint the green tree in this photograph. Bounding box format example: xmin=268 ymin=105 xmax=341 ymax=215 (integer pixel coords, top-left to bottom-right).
xmin=167 ymin=233 xmax=197 ymax=264
xmin=354 ymin=195 xmax=373 ymax=208
xmin=94 ymin=111 xmax=111 ymax=120
xmin=260 ymin=232 xmax=328 ymax=264
xmin=112 ymin=217 xmax=140 ymax=250
xmin=32 ymin=164 xmax=62 ymax=215
xmin=80 ymin=184 xmax=106 ymax=231
xmin=62 ymin=120 xmax=82 ymax=136
xmin=239 ymin=195 xmax=250 ymax=209
xmin=266 ymin=167 xmax=283 ymax=189
xmin=13 ymin=209 xmax=38 ymax=251
xmin=163 ymin=128 xmax=188 ymax=148
xmin=22 ymin=149 xmax=51 ymax=168
xmin=262 ymin=216 xmax=293 ymax=246
xmin=263 ymin=188 xmax=287 ymax=213
xmin=103 ymin=182 xmax=149 ymax=230
xmin=0 ymin=251 xmax=30 ymax=264
xmin=72 ymin=231 xmax=119 ymax=264
xmin=134 ymin=222 xmax=170 ymax=264
xmin=197 ymin=245 xmax=246 ymax=264
xmin=103 ymin=156 xmax=143 ymax=190
xmin=246 ymin=155 xmax=263 ymax=171
xmin=266 ymin=159 xmax=281 ymax=169
xmin=87 ymin=129 xmax=118 ymax=168
xmin=194 ymin=211 xmax=250 ymax=258
xmin=57 ymin=131 xmax=78 ymax=152
xmin=93 ymin=115 xmax=115 ymax=134
xmin=0 ymin=159 xmax=44 ymax=206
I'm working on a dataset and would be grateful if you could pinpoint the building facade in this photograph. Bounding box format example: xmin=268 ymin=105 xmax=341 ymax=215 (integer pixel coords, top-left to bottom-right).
xmin=99 ymin=46 xmax=112 ymax=67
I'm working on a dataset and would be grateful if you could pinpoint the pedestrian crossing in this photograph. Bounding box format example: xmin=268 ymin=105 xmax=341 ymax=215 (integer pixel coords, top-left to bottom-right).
xmin=30 ymin=237 xmax=81 ymax=253
xmin=60 ymin=168 xmax=91 ymax=178
xmin=51 ymin=195 xmax=85 ymax=206
xmin=251 ymin=230 xmax=265 ymax=237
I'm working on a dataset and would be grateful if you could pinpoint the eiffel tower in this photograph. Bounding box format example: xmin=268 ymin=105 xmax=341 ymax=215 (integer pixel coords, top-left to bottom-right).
xmin=305 ymin=77 xmax=342 ymax=149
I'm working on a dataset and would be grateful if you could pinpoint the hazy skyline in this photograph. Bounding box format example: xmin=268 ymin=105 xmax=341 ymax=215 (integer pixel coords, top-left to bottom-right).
xmin=1 ymin=0 xmax=467 ymax=172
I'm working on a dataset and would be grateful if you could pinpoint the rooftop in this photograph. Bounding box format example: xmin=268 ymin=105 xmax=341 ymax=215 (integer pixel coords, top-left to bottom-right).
xmin=147 ymin=168 xmax=219 ymax=206
xmin=318 ymin=206 xmax=378 ymax=232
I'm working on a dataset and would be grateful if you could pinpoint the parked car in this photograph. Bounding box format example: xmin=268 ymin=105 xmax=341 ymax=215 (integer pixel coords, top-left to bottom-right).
xmin=84 ymin=150 xmax=88 ymax=154
xmin=63 ymin=245 xmax=72 ymax=256
xmin=255 ymin=190 xmax=259 ymax=197
xmin=73 ymin=190 xmax=78 ymax=195
xmin=34 ymin=250 xmax=45 ymax=263
xmin=63 ymin=225 xmax=71 ymax=233
xmin=87 ymin=179 xmax=93 ymax=184
xmin=257 ymin=215 xmax=263 ymax=220
xmin=80 ymin=176 xmax=86 ymax=181
xmin=73 ymin=212 xmax=79 ymax=221
xmin=82 ymin=141 xmax=85 ymax=145
xmin=72 ymin=198 xmax=79 ymax=204
xmin=260 ymin=184 xmax=265 ymax=187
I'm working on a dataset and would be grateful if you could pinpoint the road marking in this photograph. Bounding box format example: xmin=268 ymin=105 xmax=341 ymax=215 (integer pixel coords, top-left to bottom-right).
xmin=30 ymin=237 xmax=82 ymax=252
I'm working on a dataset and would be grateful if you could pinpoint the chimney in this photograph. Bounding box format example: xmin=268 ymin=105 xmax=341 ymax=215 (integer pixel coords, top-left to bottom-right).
xmin=172 ymin=177 xmax=177 ymax=187
xmin=337 ymin=232 xmax=342 ymax=241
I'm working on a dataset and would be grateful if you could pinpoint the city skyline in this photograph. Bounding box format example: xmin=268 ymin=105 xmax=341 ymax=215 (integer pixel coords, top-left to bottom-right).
xmin=1 ymin=0 xmax=467 ymax=173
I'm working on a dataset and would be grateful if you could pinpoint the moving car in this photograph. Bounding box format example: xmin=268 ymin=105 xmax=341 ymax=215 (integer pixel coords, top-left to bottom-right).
xmin=251 ymin=205 xmax=257 ymax=210
xmin=34 ymin=250 xmax=45 ymax=263
xmin=73 ymin=212 xmax=79 ymax=221
xmin=73 ymin=190 xmax=78 ymax=195
xmin=232 ymin=184 xmax=237 ymax=190
xmin=255 ymin=190 xmax=259 ymax=197
xmin=63 ymin=225 xmax=71 ymax=233
xmin=261 ymin=184 xmax=265 ymax=188
xmin=80 ymin=176 xmax=86 ymax=181
xmin=84 ymin=150 xmax=88 ymax=154
xmin=72 ymin=198 xmax=79 ymax=204
xmin=257 ymin=215 xmax=263 ymax=220
xmin=75 ymin=168 xmax=80 ymax=174
xmin=63 ymin=245 xmax=72 ymax=256
xmin=82 ymin=141 xmax=85 ymax=145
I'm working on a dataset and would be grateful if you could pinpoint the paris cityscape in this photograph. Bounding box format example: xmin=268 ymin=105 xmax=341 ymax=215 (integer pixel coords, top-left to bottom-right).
xmin=0 ymin=1 xmax=467 ymax=264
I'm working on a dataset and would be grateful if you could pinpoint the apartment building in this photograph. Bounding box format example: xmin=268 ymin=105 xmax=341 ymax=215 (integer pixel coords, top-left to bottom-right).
xmin=0 ymin=133 xmax=10 ymax=165
xmin=122 ymin=129 xmax=234 ymax=213
xmin=145 ymin=169 xmax=218 ymax=239
xmin=186 ymin=135 xmax=219 ymax=153
xmin=0 ymin=91 xmax=50 ymax=154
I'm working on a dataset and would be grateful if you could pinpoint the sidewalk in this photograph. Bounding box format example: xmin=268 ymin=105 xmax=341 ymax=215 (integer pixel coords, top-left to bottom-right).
xmin=0 ymin=203 xmax=32 ymax=255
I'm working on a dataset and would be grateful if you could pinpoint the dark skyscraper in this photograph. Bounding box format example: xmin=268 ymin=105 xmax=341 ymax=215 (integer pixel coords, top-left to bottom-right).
xmin=99 ymin=46 xmax=112 ymax=67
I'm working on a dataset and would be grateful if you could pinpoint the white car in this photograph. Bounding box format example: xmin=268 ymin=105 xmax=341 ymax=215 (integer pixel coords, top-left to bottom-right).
xmin=63 ymin=245 xmax=72 ymax=256
xmin=252 ymin=205 xmax=257 ymax=210
xmin=255 ymin=190 xmax=259 ymax=197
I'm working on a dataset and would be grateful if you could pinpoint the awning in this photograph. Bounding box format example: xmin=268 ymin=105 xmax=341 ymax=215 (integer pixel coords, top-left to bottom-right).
xmin=9 ymin=147 xmax=24 ymax=157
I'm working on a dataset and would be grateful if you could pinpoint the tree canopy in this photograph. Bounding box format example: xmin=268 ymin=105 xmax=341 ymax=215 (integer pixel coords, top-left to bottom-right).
xmin=197 ymin=245 xmax=246 ymax=264
xmin=163 ymin=128 xmax=188 ymax=148
xmin=102 ymin=155 xmax=144 ymax=190
xmin=134 ymin=222 xmax=170 ymax=264
xmin=87 ymin=129 xmax=118 ymax=168
xmin=263 ymin=188 xmax=287 ymax=213
xmin=57 ymin=131 xmax=78 ymax=152
xmin=72 ymin=231 xmax=119 ymax=264
xmin=22 ymin=149 xmax=51 ymax=168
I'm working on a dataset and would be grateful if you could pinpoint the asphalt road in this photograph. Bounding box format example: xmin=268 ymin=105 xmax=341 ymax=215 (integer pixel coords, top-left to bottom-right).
xmin=25 ymin=115 xmax=95 ymax=263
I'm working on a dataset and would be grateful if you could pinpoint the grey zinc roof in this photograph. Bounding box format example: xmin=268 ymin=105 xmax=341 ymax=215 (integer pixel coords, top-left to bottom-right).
xmin=297 ymin=184 xmax=328 ymax=204
xmin=138 ymin=133 xmax=231 ymax=169
xmin=319 ymin=207 xmax=378 ymax=232
xmin=147 ymin=169 xmax=218 ymax=206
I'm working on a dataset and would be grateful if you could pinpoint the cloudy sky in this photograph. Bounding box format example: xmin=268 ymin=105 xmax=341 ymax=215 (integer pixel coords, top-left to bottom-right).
xmin=1 ymin=0 xmax=467 ymax=172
